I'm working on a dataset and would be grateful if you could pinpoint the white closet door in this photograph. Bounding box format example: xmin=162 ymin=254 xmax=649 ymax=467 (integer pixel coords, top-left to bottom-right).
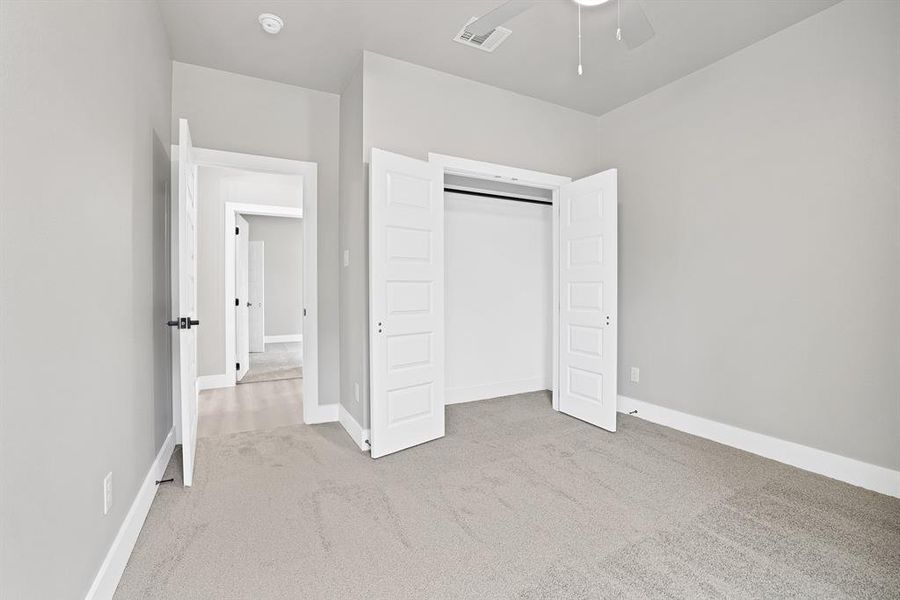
xmin=248 ymin=241 xmax=265 ymax=353
xmin=369 ymin=148 xmax=444 ymax=458
xmin=175 ymin=118 xmax=199 ymax=486
xmin=558 ymin=169 xmax=618 ymax=431
xmin=235 ymin=215 xmax=250 ymax=380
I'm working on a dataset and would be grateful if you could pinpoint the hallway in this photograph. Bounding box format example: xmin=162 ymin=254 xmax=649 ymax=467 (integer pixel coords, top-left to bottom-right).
xmin=198 ymin=377 xmax=302 ymax=438
xmin=240 ymin=342 xmax=303 ymax=384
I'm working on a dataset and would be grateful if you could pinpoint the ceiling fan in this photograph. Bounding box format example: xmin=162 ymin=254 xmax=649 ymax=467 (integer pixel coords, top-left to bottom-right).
xmin=462 ymin=0 xmax=655 ymax=73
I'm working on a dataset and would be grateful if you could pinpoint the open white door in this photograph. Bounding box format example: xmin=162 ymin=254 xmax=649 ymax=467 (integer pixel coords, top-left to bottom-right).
xmin=175 ymin=119 xmax=200 ymax=485
xmin=235 ymin=215 xmax=250 ymax=380
xmin=248 ymin=241 xmax=265 ymax=353
xmin=369 ymin=148 xmax=444 ymax=458
xmin=558 ymin=169 xmax=618 ymax=431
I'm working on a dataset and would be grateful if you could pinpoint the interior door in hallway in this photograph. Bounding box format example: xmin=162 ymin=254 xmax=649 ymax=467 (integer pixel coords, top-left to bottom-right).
xmin=235 ymin=215 xmax=250 ymax=380
xmin=173 ymin=118 xmax=200 ymax=486
xmin=557 ymin=169 xmax=618 ymax=432
xmin=248 ymin=240 xmax=265 ymax=353
xmin=369 ymin=148 xmax=445 ymax=458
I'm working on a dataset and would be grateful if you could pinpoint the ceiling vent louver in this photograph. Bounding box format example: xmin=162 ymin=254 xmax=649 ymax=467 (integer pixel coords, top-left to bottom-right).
xmin=452 ymin=17 xmax=512 ymax=52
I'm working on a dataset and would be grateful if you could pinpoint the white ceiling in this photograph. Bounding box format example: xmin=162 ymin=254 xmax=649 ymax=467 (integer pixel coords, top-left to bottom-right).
xmin=158 ymin=0 xmax=839 ymax=116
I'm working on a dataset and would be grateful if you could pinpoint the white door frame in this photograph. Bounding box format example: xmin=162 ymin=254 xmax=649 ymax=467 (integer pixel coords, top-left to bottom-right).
xmin=171 ymin=145 xmax=325 ymax=425
xmin=427 ymin=153 xmax=571 ymax=411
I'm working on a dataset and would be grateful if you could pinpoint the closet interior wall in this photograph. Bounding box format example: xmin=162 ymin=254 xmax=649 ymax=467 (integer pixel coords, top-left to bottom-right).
xmin=443 ymin=175 xmax=554 ymax=405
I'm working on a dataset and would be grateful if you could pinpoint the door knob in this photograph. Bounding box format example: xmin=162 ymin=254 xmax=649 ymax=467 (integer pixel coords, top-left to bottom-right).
xmin=167 ymin=317 xmax=193 ymax=329
xmin=247 ymin=302 xmax=251 ymax=307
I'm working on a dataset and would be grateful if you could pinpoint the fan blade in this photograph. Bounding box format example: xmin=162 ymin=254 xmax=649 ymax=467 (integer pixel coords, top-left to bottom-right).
xmin=620 ymin=0 xmax=655 ymax=49
xmin=467 ymin=0 xmax=535 ymax=36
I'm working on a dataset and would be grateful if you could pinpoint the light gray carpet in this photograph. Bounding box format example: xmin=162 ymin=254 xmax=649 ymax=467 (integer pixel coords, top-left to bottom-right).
xmin=239 ymin=342 xmax=302 ymax=384
xmin=115 ymin=392 xmax=900 ymax=600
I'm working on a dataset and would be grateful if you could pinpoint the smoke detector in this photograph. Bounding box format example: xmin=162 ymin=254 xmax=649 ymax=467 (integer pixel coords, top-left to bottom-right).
xmin=452 ymin=17 xmax=511 ymax=52
xmin=258 ymin=13 xmax=284 ymax=34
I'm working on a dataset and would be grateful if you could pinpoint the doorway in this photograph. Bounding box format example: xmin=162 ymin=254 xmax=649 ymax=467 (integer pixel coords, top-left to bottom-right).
xmin=170 ymin=122 xmax=321 ymax=484
xmin=235 ymin=214 xmax=305 ymax=385
xmin=201 ymin=201 xmax=306 ymax=439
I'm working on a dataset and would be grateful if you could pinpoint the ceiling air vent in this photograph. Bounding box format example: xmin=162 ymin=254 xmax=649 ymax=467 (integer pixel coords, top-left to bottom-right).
xmin=452 ymin=17 xmax=512 ymax=52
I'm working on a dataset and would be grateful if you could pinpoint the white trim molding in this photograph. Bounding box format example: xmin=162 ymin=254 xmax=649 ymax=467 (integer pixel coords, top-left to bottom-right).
xmin=445 ymin=378 xmax=551 ymax=406
xmin=306 ymin=402 xmax=339 ymax=425
xmin=429 ymin=153 xmax=571 ymax=188
xmin=197 ymin=373 xmax=233 ymax=391
xmin=618 ymin=395 xmax=900 ymax=499
xmin=84 ymin=428 xmax=176 ymax=600
xmin=339 ymin=404 xmax=370 ymax=451
xmin=265 ymin=334 xmax=302 ymax=344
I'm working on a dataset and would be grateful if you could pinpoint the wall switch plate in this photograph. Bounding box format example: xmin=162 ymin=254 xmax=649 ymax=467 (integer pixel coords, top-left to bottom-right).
xmin=103 ymin=472 xmax=113 ymax=515
xmin=343 ymin=249 xmax=350 ymax=267
xmin=354 ymin=382 xmax=360 ymax=404
xmin=630 ymin=367 xmax=640 ymax=383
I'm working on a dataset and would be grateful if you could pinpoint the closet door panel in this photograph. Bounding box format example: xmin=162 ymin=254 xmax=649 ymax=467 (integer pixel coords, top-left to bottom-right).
xmin=370 ymin=148 xmax=445 ymax=458
xmin=558 ymin=170 xmax=618 ymax=432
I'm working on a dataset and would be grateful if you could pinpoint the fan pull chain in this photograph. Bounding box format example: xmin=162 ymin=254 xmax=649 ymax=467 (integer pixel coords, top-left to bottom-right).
xmin=616 ymin=0 xmax=622 ymax=41
xmin=577 ymin=4 xmax=583 ymax=75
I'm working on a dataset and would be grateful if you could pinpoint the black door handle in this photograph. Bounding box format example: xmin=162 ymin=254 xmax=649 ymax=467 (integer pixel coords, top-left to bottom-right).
xmin=168 ymin=317 xmax=199 ymax=329
xmin=246 ymin=302 xmax=251 ymax=307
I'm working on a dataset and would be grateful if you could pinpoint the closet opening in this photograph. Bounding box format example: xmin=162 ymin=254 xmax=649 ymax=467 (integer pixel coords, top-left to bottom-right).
xmin=442 ymin=173 xmax=555 ymax=408
xmin=368 ymin=149 xmax=617 ymax=458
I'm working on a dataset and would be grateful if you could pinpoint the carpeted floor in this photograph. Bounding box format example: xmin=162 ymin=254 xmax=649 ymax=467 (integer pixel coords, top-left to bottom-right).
xmin=239 ymin=342 xmax=303 ymax=384
xmin=114 ymin=392 xmax=900 ymax=600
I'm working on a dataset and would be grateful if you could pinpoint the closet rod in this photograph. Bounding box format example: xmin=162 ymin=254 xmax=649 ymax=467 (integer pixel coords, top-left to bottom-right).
xmin=444 ymin=187 xmax=552 ymax=206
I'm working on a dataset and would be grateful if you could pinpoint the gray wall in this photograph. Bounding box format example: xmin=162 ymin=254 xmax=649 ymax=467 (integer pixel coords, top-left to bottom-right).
xmin=173 ymin=62 xmax=340 ymax=405
xmin=195 ymin=166 xmax=303 ymax=375
xmin=596 ymin=0 xmax=900 ymax=470
xmin=246 ymin=216 xmax=304 ymax=337
xmin=340 ymin=52 xmax=602 ymax=428
xmin=362 ymin=52 xmax=601 ymax=177
xmin=338 ymin=60 xmax=366 ymax=425
xmin=0 ymin=1 xmax=173 ymax=597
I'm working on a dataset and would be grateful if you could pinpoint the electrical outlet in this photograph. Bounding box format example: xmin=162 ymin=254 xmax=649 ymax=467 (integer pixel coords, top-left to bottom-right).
xmin=630 ymin=367 xmax=640 ymax=383
xmin=343 ymin=249 xmax=350 ymax=267
xmin=103 ymin=472 xmax=113 ymax=515
xmin=354 ymin=382 xmax=360 ymax=404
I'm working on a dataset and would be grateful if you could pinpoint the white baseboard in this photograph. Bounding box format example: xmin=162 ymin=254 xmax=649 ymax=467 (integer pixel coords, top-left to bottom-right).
xmin=265 ymin=334 xmax=302 ymax=344
xmin=617 ymin=395 xmax=900 ymax=499
xmin=197 ymin=374 xmax=233 ymax=391
xmin=84 ymin=427 xmax=175 ymax=600
xmin=339 ymin=404 xmax=370 ymax=451
xmin=304 ymin=401 xmax=339 ymax=425
xmin=445 ymin=377 xmax=550 ymax=405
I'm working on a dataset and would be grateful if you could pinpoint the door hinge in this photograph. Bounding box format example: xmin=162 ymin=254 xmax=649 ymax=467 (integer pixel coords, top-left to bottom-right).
xmin=236 ymin=362 xmax=240 ymax=371
xmin=235 ymin=298 xmax=240 ymax=307
xmin=303 ymin=308 xmax=307 ymax=317
xmin=235 ymin=226 xmax=240 ymax=235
